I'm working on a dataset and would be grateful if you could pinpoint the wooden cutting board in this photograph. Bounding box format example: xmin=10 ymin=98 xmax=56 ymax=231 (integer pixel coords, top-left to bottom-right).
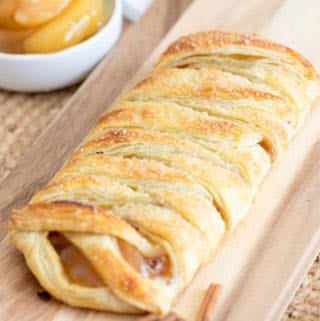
xmin=1 ymin=0 xmax=320 ymax=320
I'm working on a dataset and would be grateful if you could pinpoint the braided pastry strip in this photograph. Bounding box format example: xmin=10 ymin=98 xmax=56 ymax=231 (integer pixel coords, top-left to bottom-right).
xmin=9 ymin=31 xmax=320 ymax=314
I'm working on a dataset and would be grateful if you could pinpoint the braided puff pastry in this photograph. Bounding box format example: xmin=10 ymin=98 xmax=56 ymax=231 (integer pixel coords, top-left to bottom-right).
xmin=9 ymin=31 xmax=320 ymax=314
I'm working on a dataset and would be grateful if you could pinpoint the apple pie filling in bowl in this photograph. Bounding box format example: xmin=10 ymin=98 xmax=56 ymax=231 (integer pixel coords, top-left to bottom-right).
xmin=0 ymin=0 xmax=122 ymax=92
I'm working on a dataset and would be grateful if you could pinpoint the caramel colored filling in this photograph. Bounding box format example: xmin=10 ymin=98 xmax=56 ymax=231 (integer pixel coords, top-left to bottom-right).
xmin=0 ymin=0 xmax=109 ymax=54
xmin=48 ymin=232 xmax=104 ymax=287
xmin=48 ymin=232 xmax=171 ymax=288
xmin=118 ymin=239 xmax=171 ymax=278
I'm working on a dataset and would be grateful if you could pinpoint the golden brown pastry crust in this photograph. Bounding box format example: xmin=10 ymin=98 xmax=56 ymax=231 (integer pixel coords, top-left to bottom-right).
xmin=156 ymin=31 xmax=317 ymax=79
xmin=9 ymin=31 xmax=320 ymax=314
xmin=155 ymin=31 xmax=320 ymax=129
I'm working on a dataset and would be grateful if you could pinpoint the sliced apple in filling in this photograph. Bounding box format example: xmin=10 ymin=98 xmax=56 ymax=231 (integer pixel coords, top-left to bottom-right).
xmin=48 ymin=232 xmax=171 ymax=288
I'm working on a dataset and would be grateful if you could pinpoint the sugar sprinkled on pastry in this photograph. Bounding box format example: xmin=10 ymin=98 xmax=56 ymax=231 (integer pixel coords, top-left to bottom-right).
xmin=9 ymin=31 xmax=320 ymax=314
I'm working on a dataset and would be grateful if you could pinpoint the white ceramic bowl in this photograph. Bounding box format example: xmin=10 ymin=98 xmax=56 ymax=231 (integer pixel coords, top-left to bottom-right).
xmin=0 ymin=0 xmax=122 ymax=92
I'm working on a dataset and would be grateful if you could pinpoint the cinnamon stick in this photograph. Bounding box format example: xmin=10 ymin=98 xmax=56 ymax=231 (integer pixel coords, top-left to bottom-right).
xmin=162 ymin=312 xmax=179 ymax=321
xmin=136 ymin=311 xmax=184 ymax=321
xmin=196 ymin=283 xmax=223 ymax=321
xmin=136 ymin=313 xmax=160 ymax=321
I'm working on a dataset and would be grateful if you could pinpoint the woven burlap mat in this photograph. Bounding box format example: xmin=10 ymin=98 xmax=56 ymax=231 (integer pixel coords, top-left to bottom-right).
xmin=0 ymin=88 xmax=319 ymax=320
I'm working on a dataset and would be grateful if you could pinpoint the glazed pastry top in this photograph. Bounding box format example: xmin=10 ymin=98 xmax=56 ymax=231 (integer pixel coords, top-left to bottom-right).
xmin=9 ymin=30 xmax=320 ymax=314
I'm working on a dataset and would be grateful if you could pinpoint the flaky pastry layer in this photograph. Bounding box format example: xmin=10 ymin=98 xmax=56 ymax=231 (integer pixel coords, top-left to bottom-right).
xmin=9 ymin=31 xmax=320 ymax=314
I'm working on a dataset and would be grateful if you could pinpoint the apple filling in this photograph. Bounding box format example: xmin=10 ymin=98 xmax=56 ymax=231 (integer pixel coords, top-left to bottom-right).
xmin=48 ymin=232 xmax=171 ymax=288
xmin=117 ymin=239 xmax=171 ymax=278
xmin=48 ymin=232 xmax=104 ymax=287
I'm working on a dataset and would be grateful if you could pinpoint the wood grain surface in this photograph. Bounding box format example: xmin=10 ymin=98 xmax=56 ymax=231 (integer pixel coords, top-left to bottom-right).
xmin=1 ymin=0 xmax=320 ymax=321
